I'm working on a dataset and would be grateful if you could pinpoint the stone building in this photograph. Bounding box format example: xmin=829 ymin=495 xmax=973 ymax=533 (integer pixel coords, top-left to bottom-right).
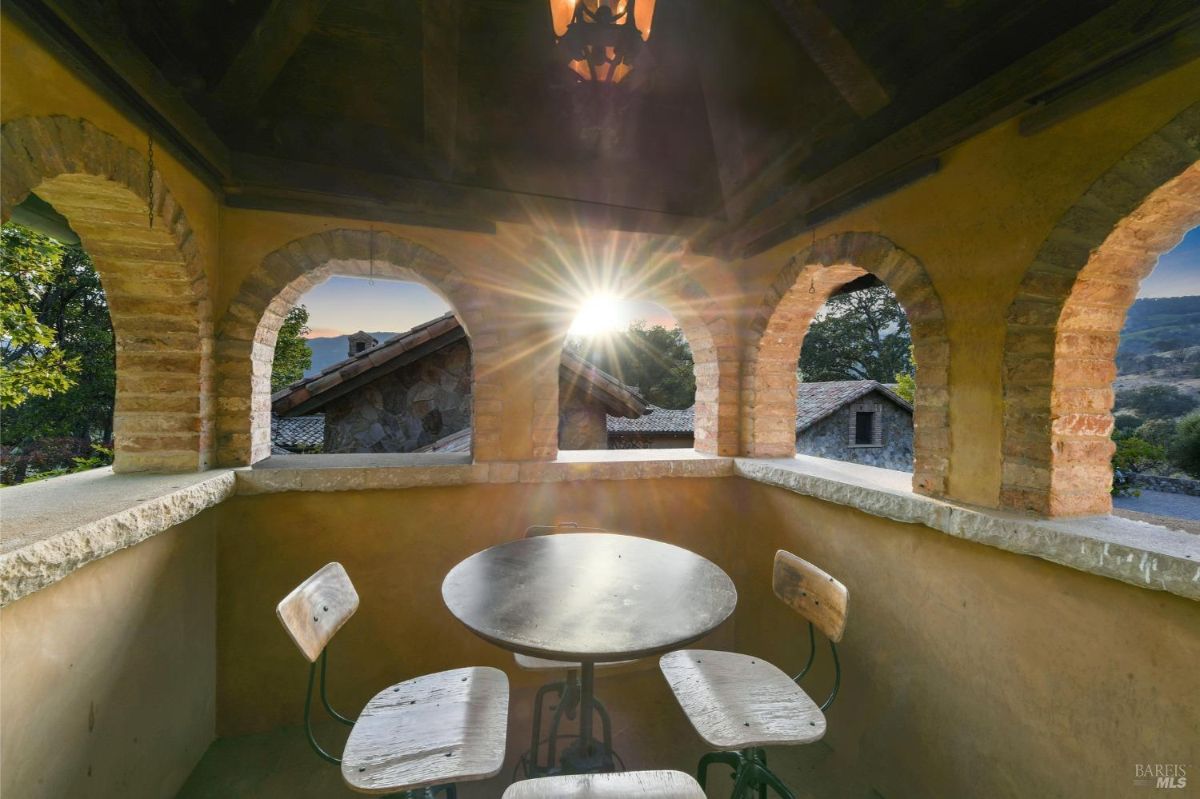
xmin=271 ymin=314 xmax=646 ymax=453
xmin=608 ymin=381 xmax=914 ymax=470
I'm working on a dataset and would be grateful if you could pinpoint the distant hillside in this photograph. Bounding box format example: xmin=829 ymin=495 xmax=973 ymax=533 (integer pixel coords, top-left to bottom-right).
xmin=1115 ymin=295 xmax=1200 ymax=401
xmin=303 ymin=332 xmax=396 ymax=377
xmin=1118 ymin=295 xmax=1200 ymax=358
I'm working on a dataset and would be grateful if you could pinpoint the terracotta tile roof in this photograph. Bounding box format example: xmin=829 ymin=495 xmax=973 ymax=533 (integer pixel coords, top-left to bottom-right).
xmin=607 ymin=380 xmax=911 ymax=435
xmin=795 ymin=380 xmax=911 ymax=430
xmin=272 ymin=313 xmax=463 ymax=416
xmin=606 ymin=405 xmax=694 ymax=434
xmin=272 ymin=312 xmax=648 ymax=419
xmin=271 ymin=414 xmax=325 ymax=451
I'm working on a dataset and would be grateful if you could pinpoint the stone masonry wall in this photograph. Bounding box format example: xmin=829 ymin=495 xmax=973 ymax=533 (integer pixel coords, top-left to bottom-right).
xmin=796 ymin=393 xmax=914 ymax=470
xmin=324 ymin=340 xmax=472 ymax=453
xmin=557 ymin=387 xmax=609 ymax=450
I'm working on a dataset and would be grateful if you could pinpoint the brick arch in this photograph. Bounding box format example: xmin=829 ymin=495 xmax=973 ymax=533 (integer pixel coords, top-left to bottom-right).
xmin=649 ymin=269 xmax=740 ymax=456
xmin=214 ymin=228 xmax=494 ymax=465
xmin=1001 ymin=103 xmax=1200 ymax=517
xmin=742 ymin=232 xmax=950 ymax=496
xmin=1 ymin=115 xmax=213 ymax=472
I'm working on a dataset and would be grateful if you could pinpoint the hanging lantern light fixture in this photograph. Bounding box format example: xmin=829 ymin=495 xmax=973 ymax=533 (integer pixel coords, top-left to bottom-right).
xmin=549 ymin=0 xmax=656 ymax=84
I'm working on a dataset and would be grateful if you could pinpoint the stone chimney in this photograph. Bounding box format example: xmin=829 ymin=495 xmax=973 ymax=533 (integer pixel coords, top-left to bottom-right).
xmin=347 ymin=330 xmax=378 ymax=357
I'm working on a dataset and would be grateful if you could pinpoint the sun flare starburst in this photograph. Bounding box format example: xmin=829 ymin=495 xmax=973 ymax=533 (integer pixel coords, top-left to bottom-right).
xmin=569 ymin=293 xmax=625 ymax=337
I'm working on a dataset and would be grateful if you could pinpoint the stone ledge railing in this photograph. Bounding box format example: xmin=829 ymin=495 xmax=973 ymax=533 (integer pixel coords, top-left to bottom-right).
xmin=4 ymin=453 xmax=1198 ymax=608
xmin=1130 ymin=473 xmax=1200 ymax=497
xmin=735 ymin=456 xmax=1200 ymax=601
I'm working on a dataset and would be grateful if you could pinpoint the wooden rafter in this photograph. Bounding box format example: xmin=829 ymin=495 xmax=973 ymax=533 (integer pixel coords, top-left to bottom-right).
xmin=699 ymin=0 xmax=1200 ymax=257
xmin=208 ymin=0 xmax=333 ymax=123
xmin=422 ymin=0 xmax=462 ymax=179
xmin=768 ymin=0 xmax=889 ymax=118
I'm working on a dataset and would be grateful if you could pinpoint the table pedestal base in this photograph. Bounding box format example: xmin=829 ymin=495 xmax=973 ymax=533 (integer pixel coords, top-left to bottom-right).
xmin=557 ymin=737 xmax=615 ymax=774
xmin=519 ymin=661 xmax=622 ymax=778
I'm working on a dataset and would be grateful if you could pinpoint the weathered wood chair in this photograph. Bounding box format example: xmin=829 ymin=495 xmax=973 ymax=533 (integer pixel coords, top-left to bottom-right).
xmin=659 ymin=550 xmax=848 ymax=799
xmin=502 ymin=770 xmax=706 ymax=798
xmin=277 ymin=562 xmax=510 ymax=797
xmin=516 ymin=522 xmax=637 ymax=776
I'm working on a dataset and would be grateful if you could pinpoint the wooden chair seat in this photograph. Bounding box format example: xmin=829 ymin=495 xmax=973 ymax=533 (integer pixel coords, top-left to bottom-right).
xmin=502 ymin=770 xmax=705 ymax=798
xmin=513 ymin=653 xmax=638 ymax=671
xmin=341 ymin=666 xmax=509 ymax=794
xmin=659 ymin=650 xmax=826 ymax=750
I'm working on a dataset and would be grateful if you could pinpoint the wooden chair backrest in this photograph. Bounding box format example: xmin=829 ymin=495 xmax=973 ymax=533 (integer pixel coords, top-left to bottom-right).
xmin=276 ymin=562 xmax=360 ymax=662
xmin=772 ymin=550 xmax=848 ymax=643
xmin=524 ymin=521 xmax=610 ymax=538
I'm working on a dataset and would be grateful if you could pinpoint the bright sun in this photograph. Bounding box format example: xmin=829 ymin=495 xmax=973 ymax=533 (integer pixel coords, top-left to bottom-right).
xmin=570 ymin=293 xmax=625 ymax=337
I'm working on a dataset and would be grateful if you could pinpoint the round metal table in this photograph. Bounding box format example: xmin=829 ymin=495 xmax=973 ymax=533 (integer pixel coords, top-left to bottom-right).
xmin=442 ymin=532 xmax=737 ymax=774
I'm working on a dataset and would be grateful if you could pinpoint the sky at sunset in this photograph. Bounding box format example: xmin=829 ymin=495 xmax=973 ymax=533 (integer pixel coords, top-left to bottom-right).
xmin=300 ymin=276 xmax=677 ymax=338
xmin=1138 ymin=226 xmax=1199 ymax=298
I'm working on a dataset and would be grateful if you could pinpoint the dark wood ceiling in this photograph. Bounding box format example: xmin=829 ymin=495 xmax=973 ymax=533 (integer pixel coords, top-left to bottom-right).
xmin=9 ymin=0 xmax=1200 ymax=243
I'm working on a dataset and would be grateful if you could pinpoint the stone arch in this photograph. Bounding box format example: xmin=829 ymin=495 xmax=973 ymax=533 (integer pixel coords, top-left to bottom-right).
xmin=1001 ymin=103 xmax=1200 ymax=517
xmin=215 ymin=228 xmax=493 ymax=465
xmin=1 ymin=115 xmax=213 ymax=472
xmin=652 ymin=269 xmax=740 ymax=456
xmin=742 ymin=232 xmax=950 ymax=496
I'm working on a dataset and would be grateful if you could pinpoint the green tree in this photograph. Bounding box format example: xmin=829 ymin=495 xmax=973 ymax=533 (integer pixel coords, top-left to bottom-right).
xmin=0 ymin=224 xmax=80 ymax=407
xmin=893 ymin=345 xmax=916 ymax=403
xmin=1168 ymin=410 xmax=1200 ymax=478
xmin=1 ymin=223 xmax=116 ymax=483
xmin=271 ymin=305 xmax=313 ymax=392
xmin=1114 ymin=384 xmax=1197 ymax=420
xmin=799 ymin=284 xmax=913 ymax=384
xmin=1133 ymin=418 xmax=1177 ymax=449
xmin=1 ymin=224 xmax=114 ymax=439
xmin=568 ymin=323 xmax=695 ymax=409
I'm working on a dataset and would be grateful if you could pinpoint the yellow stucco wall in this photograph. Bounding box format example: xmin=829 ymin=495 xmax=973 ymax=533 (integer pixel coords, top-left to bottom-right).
xmin=0 ymin=514 xmax=217 ymax=799
xmin=213 ymin=479 xmax=742 ymax=735
xmin=736 ymin=480 xmax=1200 ymax=799
xmin=736 ymin=61 xmax=1200 ymax=505
xmin=212 ymin=480 xmax=1199 ymax=798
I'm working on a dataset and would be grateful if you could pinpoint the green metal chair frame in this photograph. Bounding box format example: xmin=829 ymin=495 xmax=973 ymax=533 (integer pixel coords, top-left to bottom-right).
xmin=695 ymin=551 xmax=848 ymax=799
xmin=696 ymin=624 xmax=842 ymax=799
xmin=299 ymin=646 xmax=458 ymax=799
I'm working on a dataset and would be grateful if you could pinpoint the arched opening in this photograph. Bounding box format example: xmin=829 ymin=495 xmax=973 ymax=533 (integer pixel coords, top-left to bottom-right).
xmin=1001 ymin=111 xmax=1200 ymax=517
xmin=266 ymin=275 xmax=473 ymax=457
xmin=1 ymin=116 xmax=212 ymax=473
xmin=561 ymin=296 xmax=696 ymax=450
xmin=795 ymin=278 xmax=916 ymax=470
xmin=1109 ymin=227 xmax=1200 ymax=522
xmin=743 ymin=232 xmax=949 ymax=496
xmin=1 ymin=217 xmax=115 ymax=483
xmin=216 ymin=229 xmax=482 ymax=466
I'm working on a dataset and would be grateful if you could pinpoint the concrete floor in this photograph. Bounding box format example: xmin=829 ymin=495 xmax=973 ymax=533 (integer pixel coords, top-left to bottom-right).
xmin=177 ymin=669 xmax=867 ymax=799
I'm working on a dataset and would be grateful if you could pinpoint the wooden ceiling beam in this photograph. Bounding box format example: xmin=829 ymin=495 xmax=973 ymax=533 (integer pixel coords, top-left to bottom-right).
xmin=208 ymin=0 xmax=333 ymax=124
xmin=700 ymin=0 xmax=1200 ymax=257
xmin=767 ymin=0 xmax=890 ymax=118
xmin=421 ymin=0 xmax=462 ymax=180
xmin=1020 ymin=19 xmax=1200 ymax=136
xmin=226 ymin=152 xmax=709 ymax=237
